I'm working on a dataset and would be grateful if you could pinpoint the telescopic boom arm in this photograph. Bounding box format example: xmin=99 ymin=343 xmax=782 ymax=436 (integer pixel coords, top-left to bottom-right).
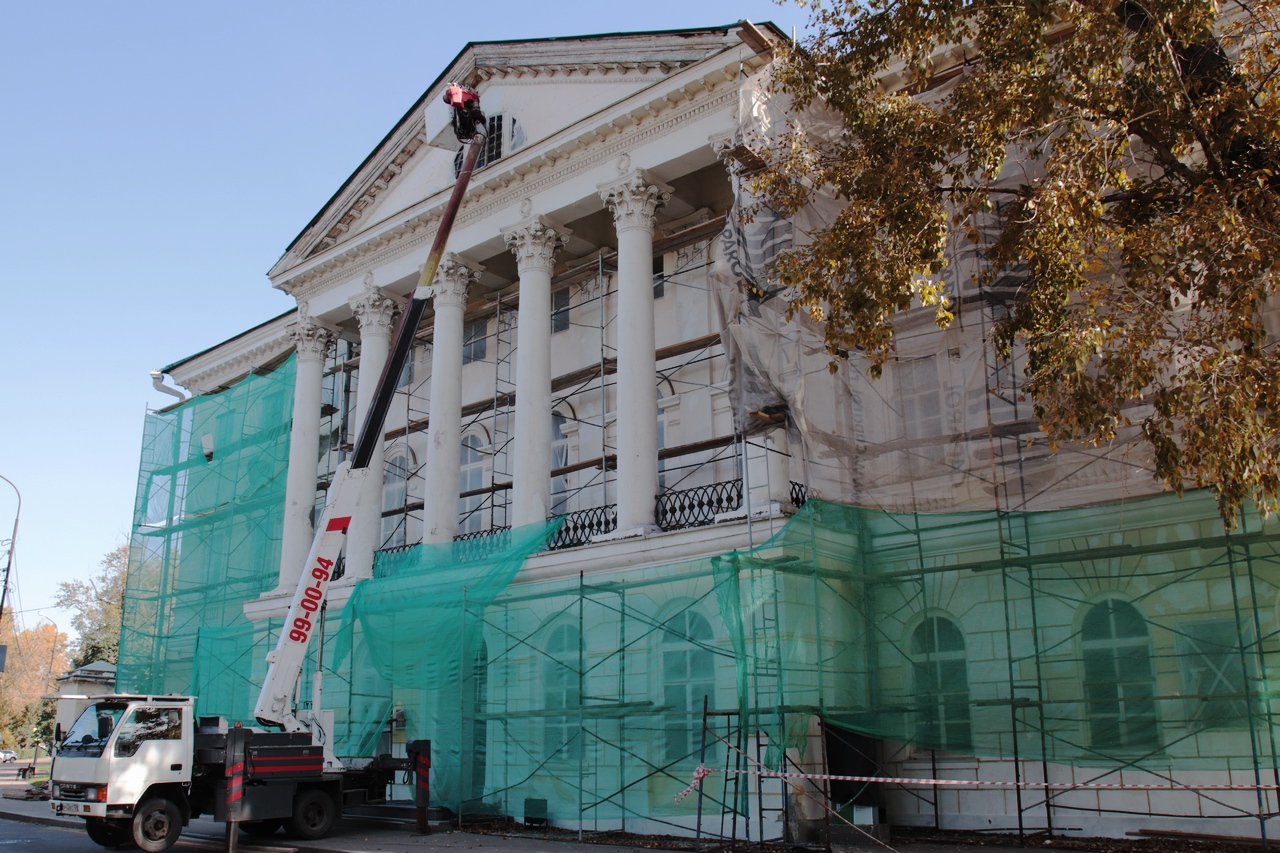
xmin=253 ymin=85 xmax=488 ymax=740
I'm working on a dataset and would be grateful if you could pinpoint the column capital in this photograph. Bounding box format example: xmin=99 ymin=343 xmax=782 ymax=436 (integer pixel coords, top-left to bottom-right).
xmin=598 ymin=169 xmax=672 ymax=234
xmin=503 ymin=216 xmax=571 ymax=275
xmin=349 ymin=274 xmax=402 ymax=338
xmin=431 ymin=253 xmax=484 ymax=310
xmin=291 ymin=313 xmax=336 ymax=363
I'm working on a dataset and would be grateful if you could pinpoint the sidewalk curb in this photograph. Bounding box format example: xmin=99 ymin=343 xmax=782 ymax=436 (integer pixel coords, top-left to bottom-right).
xmin=0 ymin=806 xmax=80 ymax=830
xmin=0 ymin=806 xmax=409 ymax=853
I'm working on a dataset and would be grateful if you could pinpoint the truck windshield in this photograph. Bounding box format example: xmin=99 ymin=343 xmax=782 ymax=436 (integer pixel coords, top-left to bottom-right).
xmin=58 ymin=702 xmax=127 ymax=757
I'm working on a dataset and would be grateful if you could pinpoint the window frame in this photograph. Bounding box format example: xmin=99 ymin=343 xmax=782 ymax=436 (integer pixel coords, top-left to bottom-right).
xmin=542 ymin=622 xmax=581 ymax=763
xmin=909 ymin=615 xmax=972 ymax=751
xmin=462 ymin=319 xmax=488 ymax=365
xmin=458 ymin=434 xmax=486 ymax=535
xmin=660 ymin=610 xmax=716 ymax=765
xmin=1080 ymin=598 xmax=1160 ymax=752
xmin=551 ymin=287 xmax=571 ymax=334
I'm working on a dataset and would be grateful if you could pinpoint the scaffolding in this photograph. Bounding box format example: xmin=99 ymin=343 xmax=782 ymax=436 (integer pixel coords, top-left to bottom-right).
xmin=118 ymin=299 xmax=1280 ymax=846
xmin=115 ymin=58 xmax=1280 ymax=844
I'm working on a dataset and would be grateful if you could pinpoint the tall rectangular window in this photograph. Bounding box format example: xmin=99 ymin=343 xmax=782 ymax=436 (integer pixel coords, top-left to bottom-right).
xmin=1178 ymin=620 xmax=1255 ymax=730
xmin=462 ymin=319 xmax=487 ymax=364
xmin=551 ymin=288 xmax=570 ymax=333
xmin=653 ymin=255 xmax=665 ymax=299
xmin=897 ymin=356 xmax=944 ymax=464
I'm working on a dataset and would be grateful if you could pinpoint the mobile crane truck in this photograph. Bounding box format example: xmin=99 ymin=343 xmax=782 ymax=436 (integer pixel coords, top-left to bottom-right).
xmin=48 ymin=85 xmax=489 ymax=852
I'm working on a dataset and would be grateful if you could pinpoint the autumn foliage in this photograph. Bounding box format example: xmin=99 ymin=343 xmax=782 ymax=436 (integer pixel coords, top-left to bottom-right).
xmin=755 ymin=0 xmax=1280 ymax=523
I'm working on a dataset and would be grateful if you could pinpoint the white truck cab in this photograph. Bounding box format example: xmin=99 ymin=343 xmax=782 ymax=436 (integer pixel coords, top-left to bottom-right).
xmin=51 ymin=694 xmax=193 ymax=851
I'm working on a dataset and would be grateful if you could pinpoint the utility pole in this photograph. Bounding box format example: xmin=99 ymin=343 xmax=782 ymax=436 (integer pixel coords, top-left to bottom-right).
xmin=0 ymin=474 xmax=19 ymax=673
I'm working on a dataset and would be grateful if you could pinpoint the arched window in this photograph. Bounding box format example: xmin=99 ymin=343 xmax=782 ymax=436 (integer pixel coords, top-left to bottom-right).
xmin=543 ymin=623 xmax=580 ymax=761
xmin=910 ymin=616 xmax=971 ymax=749
xmin=382 ymin=450 xmax=410 ymax=549
xmin=551 ymin=413 xmax=569 ymax=515
xmin=662 ymin=611 xmax=715 ymax=763
xmin=458 ymin=435 xmax=485 ymax=535
xmin=1082 ymin=599 xmax=1158 ymax=750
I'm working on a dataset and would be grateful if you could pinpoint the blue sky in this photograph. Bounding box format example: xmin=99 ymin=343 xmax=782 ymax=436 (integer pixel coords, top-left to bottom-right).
xmin=0 ymin=2 xmax=810 ymax=645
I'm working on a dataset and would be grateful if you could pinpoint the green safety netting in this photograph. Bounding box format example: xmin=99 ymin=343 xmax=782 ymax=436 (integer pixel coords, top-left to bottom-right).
xmin=117 ymin=355 xmax=294 ymax=723
xmin=319 ymin=520 xmax=563 ymax=808
xmin=119 ymin=357 xmax=1280 ymax=828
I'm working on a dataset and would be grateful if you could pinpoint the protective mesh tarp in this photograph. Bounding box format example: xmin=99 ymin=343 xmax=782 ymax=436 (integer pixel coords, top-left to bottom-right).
xmin=356 ymin=490 xmax=1280 ymax=824
xmin=117 ymin=355 xmax=294 ymax=722
xmin=711 ymin=64 xmax=1162 ymax=516
xmin=117 ymin=355 xmax=1280 ymax=829
xmin=322 ymin=520 xmax=562 ymax=809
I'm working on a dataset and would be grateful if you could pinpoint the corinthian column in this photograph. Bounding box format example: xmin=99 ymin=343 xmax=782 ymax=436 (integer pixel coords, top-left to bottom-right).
xmin=599 ymin=168 xmax=670 ymax=532
xmin=424 ymin=254 xmax=483 ymax=543
xmin=503 ymin=216 xmax=570 ymax=527
xmin=278 ymin=312 xmax=334 ymax=591
xmin=346 ymin=274 xmax=401 ymax=580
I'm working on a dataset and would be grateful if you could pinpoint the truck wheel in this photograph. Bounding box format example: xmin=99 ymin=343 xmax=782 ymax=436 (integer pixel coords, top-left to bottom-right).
xmin=85 ymin=817 xmax=132 ymax=848
xmin=284 ymin=788 xmax=335 ymax=840
xmin=131 ymin=797 xmax=182 ymax=852
xmin=240 ymin=818 xmax=284 ymax=836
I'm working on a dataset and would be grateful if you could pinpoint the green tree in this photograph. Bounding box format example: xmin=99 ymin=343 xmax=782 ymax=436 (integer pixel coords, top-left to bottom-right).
xmin=754 ymin=0 xmax=1280 ymax=523
xmin=55 ymin=544 xmax=127 ymax=668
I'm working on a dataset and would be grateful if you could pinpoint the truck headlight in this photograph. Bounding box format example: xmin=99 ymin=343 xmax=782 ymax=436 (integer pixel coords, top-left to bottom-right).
xmin=50 ymin=784 xmax=59 ymax=798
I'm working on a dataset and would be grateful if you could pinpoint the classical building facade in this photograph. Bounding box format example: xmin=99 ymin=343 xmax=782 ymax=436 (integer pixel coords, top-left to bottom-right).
xmin=141 ymin=22 xmax=1280 ymax=843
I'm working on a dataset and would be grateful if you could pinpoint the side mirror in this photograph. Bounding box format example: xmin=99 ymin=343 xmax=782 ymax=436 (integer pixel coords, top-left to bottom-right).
xmin=54 ymin=724 xmax=62 ymax=745
xmin=98 ymin=716 xmax=113 ymax=740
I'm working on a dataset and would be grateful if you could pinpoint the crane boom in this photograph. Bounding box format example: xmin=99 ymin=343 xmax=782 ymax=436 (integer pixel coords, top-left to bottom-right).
xmin=253 ymin=85 xmax=489 ymax=749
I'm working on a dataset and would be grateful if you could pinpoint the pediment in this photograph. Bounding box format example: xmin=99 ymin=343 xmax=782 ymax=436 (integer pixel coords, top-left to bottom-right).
xmin=269 ymin=25 xmax=761 ymax=282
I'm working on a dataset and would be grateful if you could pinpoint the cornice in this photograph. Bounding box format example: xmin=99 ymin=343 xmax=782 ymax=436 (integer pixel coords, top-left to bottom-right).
xmin=304 ymin=130 xmax=428 ymax=260
xmin=178 ymin=333 xmax=293 ymax=395
xmin=474 ymin=60 xmax=691 ymax=82
xmin=280 ymin=74 xmax=740 ymax=302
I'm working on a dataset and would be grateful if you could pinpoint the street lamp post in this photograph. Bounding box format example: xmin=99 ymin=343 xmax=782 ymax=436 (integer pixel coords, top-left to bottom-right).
xmin=0 ymin=474 xmax=19 ymax=630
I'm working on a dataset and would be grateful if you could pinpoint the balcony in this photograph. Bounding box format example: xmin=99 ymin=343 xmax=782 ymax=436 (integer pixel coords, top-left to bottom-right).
xmin=547 ymin=505 xmax=617 ymax=551
xmin=655 ymin=479 xmax=743 ymax=532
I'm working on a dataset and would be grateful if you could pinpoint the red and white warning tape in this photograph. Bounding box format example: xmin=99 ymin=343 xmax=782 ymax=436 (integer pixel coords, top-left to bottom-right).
xmin=674 ymin=764 xmax=1280 ymax=802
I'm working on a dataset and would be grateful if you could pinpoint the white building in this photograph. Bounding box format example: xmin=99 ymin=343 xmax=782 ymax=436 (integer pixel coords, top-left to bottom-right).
xmin=135 ymin=22 xmax=1280 ymax=844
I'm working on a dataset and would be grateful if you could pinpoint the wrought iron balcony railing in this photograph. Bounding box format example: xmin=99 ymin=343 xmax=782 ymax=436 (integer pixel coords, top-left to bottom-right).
xmin=655 ymin=479 xmax=743 ymax=532
xmin=790 ymin=480 xmax=808 ymax=508
xmin=547 ymin=505 xmax=617 ymax=551
xmin=452 ymin=526 xmax=512 ymax=562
